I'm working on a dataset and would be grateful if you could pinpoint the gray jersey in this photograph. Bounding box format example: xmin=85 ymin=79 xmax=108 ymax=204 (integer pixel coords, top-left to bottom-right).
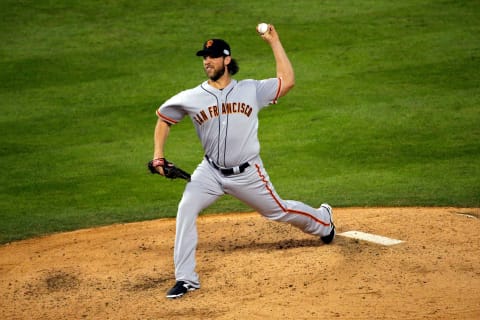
xmin=157 ymin=78 xmax=281 ymax=167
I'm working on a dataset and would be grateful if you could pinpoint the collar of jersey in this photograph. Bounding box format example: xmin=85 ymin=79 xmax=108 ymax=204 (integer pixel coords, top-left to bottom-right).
xmin=203 ymin=79 xmax=237 ymax=92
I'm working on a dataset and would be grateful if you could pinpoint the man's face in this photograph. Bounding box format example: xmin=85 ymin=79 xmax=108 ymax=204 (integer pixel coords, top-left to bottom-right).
xmin=203 ymin=55 xmax=230 ymax=81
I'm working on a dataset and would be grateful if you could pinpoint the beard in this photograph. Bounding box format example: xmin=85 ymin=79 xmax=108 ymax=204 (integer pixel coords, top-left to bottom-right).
xmin=210 ymin=68 xmax=225 ymax=81
xmin=206 ymin=62 xmax=226 ymax=81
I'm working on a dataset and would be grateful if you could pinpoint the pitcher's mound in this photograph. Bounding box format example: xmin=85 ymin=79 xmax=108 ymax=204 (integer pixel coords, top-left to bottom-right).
xmin=1 ymin=207 xmax=479 ymax=319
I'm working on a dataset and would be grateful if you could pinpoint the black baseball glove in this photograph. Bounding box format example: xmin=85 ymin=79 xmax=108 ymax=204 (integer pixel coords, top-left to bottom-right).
xmin=148 ymin=158 xmax=191 ymax=181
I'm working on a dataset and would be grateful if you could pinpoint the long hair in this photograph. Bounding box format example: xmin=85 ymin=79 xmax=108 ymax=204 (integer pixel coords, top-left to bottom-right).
xmin=227 ymin=58 xmax=239 ymax=75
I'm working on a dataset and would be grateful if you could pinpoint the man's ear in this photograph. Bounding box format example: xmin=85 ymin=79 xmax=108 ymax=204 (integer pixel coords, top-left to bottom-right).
xmin=224 ymin=56 xmax=232 ymax=65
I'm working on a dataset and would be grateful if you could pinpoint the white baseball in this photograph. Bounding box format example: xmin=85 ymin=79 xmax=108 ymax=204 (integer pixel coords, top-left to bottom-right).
xmin=257 ymin=23 xmax=269 ymax=34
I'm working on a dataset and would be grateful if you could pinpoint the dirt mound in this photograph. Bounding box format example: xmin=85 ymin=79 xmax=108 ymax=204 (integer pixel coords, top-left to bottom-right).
xmin=1 ymin=207 xmax=479 ymax=319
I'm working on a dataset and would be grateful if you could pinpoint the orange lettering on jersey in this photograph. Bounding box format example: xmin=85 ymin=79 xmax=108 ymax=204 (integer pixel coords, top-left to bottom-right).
xmin=208 ymin=105 xmax=219 ymax=118
xmin=194 ymin=114 xmax=203 ymax=125
xmin=194 ymin=110 xmax=209 ymax=125
xmin=220 ymin=102 xmax=252 ymax=117
xmin=245 ymin=106 xmax=252 ymax=116
xmin=195 ymin=102 xmax=252 ymax=126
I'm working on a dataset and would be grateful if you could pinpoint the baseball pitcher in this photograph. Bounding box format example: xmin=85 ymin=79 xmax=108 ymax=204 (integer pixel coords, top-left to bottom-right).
xmin=150 ymin=24 xmax=335 ymax=299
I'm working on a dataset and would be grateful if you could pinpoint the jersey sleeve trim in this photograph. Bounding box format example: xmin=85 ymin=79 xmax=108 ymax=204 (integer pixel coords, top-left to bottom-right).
xmin=156 ymin=110 xmax=178 ymax=125
xmin=272 ymin=77 xmax=282 ymax=104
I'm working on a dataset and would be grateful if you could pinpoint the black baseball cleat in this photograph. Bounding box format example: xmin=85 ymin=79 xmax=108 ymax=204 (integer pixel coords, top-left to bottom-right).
xmin=320 ymin=203 xmax=336 ymax=244
xmin=166 ymin=281 xmax=199 ymax=299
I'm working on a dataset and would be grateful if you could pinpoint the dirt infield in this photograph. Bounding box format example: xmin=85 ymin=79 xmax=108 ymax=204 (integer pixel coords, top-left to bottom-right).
xmin=1 ymin=207 xmax=479 ymax=319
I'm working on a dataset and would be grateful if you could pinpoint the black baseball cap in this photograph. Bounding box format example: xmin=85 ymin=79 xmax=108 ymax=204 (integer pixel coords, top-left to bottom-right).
xmin=196 ymin=39 xmax=231 ymax=58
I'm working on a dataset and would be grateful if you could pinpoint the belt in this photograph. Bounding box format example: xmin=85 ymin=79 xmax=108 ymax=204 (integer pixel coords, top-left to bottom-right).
xmin=205 ymin=155 xmax=250 ymax=176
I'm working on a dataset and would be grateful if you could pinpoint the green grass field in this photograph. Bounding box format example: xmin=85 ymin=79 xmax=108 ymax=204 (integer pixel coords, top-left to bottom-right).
xmin=1 ymin=0 xmax=479 ymax=243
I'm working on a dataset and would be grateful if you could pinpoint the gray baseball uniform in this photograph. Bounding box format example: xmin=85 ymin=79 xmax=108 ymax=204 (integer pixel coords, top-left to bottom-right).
xmin=157 ymin=77 xmax=333 ymax=287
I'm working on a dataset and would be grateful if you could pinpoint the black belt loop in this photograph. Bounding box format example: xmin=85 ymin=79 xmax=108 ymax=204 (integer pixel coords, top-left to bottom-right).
xmin=205 ymin=155 xmax=250 ymax=176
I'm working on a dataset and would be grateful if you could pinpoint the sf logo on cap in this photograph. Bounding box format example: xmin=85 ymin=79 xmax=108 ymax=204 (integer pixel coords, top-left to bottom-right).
xmin=206 ymin=40 xmax=214 ymax=48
